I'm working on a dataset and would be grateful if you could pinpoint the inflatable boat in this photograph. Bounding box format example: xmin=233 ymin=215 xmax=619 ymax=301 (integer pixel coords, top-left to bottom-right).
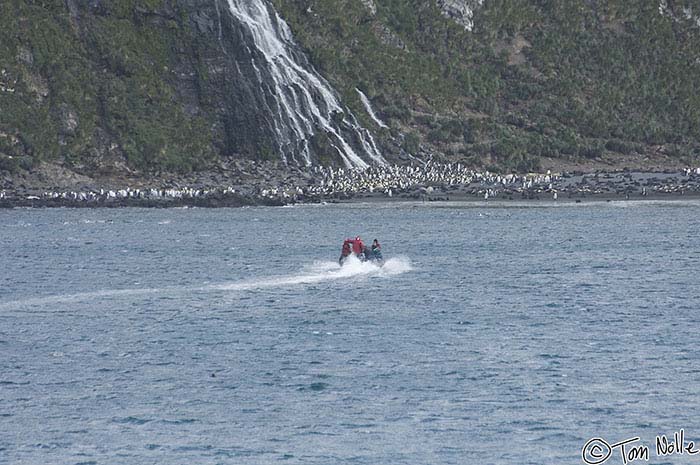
xmin=338 ymin=236 xmax=384 ymax=266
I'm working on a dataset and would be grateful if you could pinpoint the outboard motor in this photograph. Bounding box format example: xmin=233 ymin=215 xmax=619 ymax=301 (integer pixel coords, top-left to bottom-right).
xmin=361 ymin=246 xmax=372 ymax=262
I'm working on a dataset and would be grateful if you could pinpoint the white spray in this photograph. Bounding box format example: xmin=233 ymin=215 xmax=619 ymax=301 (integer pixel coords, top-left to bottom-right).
xmin=0 ymin=257 xmax=412 ymax=310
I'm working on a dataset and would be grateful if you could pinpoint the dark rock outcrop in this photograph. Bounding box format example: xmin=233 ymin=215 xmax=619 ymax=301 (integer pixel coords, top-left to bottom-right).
xmin=0 ymin=0 xmax=384 ymax=176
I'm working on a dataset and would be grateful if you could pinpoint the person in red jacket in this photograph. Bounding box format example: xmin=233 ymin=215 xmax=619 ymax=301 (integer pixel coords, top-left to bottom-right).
xmin=339 ymin=239 xmax=353 ymax=264
xmin=352 ymin=236 xmax=364 ymax=256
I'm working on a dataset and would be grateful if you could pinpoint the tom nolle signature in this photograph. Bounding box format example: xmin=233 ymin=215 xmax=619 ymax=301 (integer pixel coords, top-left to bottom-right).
xmin=582 ymin=429 xmax=698 ymax=464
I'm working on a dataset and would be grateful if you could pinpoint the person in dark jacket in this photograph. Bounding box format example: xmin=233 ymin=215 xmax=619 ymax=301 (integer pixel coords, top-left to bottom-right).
xmin=370 ymin=239 xmax=383 ymax=263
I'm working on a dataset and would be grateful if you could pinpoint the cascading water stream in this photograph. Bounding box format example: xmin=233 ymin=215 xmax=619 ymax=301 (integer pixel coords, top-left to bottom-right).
xmin=357 ymin=88 xmax=389 ymax=129
xmin=224 ymin=0 xmax=386 ymax=168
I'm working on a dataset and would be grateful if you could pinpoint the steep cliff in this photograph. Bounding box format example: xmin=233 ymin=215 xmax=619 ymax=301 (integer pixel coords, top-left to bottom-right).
xmin=1 ymin=0 xmax=699 ymax=178
xmin=274 ymin=0 xmax=700 ymax=171
xmin=1 ymin=0 xmax=214 ymax=174
xmin=0 ymin=0 xmax=384 ymax=177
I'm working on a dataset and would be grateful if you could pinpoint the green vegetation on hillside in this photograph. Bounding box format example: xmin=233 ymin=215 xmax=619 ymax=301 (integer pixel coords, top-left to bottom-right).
xmin=273 ymin=0 xmax=700 ymax=170
xmin=0 ymin=0 xmax=214 ymax=173
xmin=1 ymin=0 xmax=699 ymax=175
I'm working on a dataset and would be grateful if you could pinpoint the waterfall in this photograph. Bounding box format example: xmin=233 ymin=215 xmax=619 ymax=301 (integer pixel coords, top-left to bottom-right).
xmin=356 ymin=88 xmax=389 ymax=129
xmin=224 ymin=0 xmax=386 ymax=168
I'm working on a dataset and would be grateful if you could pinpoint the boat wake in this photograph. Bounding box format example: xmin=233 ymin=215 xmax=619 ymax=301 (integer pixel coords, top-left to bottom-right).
xmin=209 ymin=255 xmax=411 ymax=292
xmin=0 ymin=257 xmax=412 ymax=310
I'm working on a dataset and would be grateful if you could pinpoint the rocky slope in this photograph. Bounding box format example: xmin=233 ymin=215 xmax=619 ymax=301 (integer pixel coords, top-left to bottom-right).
xmin=1 ymin=0 xmax=700 ymax=184
xmin=0 ymin=0 xmax=384 ymax=181
xmin=274 ymin=0 xmax=700 ymax=171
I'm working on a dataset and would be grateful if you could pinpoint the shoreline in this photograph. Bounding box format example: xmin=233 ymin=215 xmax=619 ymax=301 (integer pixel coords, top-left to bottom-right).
xmin=2 ymin=189 xmax=700 ymax=209
xmin=2 ymin=164 xmax=700 ymax=209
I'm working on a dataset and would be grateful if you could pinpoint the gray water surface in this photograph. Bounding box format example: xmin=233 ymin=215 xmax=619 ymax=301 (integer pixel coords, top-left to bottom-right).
xmin=1 ymin=201 xmax=699 ymax=465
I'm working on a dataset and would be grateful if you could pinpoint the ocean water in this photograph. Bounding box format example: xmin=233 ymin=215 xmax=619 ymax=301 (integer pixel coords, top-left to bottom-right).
xmin=1 ymin=201 xmax=699 ymax=465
